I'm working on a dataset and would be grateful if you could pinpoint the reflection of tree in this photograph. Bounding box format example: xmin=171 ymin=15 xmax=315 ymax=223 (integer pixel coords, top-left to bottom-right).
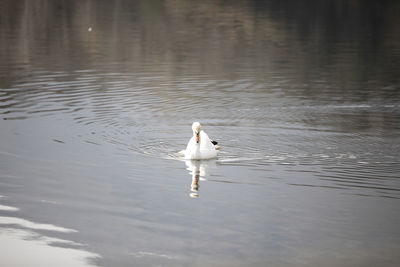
xmin=1 ymin=0 xmax=399 ymax=99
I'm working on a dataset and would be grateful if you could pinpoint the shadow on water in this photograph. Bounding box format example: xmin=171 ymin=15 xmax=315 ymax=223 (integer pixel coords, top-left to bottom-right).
xmin=182 ymin=159 xmax=248 ymax=198
xmin=184 ymin=160 xmax=216 ymax=198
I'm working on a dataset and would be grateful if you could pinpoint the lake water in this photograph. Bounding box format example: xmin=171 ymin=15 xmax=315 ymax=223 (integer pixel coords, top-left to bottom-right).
xmin=1 ymin=1 xmax=400 ymax=266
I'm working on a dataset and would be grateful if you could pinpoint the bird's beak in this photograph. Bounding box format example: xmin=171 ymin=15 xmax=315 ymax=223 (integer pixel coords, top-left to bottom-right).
xmin=195 ymin=132 xmax=199 ymax=143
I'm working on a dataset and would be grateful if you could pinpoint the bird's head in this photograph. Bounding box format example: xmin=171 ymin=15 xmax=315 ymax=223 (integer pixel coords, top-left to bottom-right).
xmin=192 ymin=122 xmax=201 ymax=143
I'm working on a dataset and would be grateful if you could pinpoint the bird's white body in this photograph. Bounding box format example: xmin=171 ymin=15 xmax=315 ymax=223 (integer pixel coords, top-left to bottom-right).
xmin=181 ymin=122 xmax=219 ymax=160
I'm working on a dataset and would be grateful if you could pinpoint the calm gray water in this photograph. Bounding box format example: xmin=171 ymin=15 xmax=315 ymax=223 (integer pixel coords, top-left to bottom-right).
xmin=1 ymin=1 xmax=400 ymax=266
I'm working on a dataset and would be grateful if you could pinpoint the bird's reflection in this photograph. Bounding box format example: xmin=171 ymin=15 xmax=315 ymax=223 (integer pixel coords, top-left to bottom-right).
xmin=184 ymin=160 xmax=216 ymax=198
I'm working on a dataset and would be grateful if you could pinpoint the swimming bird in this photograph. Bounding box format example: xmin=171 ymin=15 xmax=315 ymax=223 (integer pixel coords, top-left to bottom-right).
xmin=181 ymin=122 xmax=220 ymax=160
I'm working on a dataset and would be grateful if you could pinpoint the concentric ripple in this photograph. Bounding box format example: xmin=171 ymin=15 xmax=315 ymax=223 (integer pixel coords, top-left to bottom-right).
xmin=1 ymin=67 xmax=400 ymax=198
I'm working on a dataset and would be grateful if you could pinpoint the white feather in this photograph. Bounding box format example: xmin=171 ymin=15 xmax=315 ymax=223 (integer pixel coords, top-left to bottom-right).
xmin=182 ymin=122 xmax=220 ymax=160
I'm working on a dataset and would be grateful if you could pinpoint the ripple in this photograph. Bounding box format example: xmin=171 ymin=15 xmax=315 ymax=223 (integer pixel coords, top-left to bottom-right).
xmin=1 ymin=69 xmax=399 ymax=199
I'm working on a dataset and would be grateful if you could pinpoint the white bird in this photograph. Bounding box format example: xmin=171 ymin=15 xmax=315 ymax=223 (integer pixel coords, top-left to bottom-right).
xmin=180 ymin=122 xmax=220 ymax=160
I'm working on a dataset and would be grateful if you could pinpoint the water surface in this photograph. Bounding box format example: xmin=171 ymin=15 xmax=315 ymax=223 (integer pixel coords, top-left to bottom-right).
xmin=1 ymin=1 xmax=400 ymax=266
